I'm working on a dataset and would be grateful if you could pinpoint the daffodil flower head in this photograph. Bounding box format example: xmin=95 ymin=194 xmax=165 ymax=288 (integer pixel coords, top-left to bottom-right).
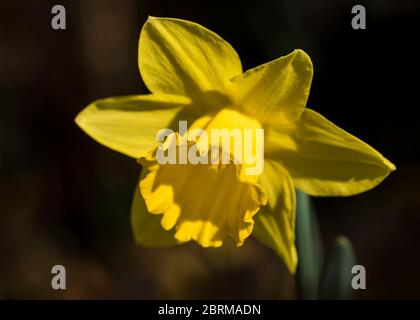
xmin=75 ymin=17 xmax=395 ymax=273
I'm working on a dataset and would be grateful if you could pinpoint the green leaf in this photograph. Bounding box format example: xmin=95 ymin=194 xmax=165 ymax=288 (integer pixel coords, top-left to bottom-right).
xmin=295 ymin=189 xmax=324 ymax=299
xmin=320 ymin=236 xmax=356 ymax=300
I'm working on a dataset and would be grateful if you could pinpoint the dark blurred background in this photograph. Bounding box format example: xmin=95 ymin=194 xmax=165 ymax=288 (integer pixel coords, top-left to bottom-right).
xmin=1 ymin=0 xmax=419 ymax=299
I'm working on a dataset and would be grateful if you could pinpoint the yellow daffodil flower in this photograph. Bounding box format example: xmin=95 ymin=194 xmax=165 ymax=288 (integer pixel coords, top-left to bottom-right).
xmin=75 ymin=17 xmax=395 ymax=273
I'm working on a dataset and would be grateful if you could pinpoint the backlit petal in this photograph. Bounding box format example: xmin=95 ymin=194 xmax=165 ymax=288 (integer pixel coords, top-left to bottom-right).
xmin=253 ymin=160 xmax=297 ymax=273
xmin=139 ymin=17 xmax=241 ymax=108
xmin=75 ymin=93 xmax=191 ymax=158
xmin=266 ymin=108 xmax=396 ymax=196
xmin=229 ymin=49 xmax=313 ymax=124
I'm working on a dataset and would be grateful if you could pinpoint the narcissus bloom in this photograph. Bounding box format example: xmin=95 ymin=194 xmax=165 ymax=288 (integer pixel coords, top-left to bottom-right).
xmin=75 ymin=17 xmax=395 ymax=273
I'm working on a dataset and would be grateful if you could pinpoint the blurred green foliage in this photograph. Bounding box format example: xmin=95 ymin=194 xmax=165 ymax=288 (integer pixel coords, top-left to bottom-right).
xmin=296 ymin=190 xmax=356 ymax=300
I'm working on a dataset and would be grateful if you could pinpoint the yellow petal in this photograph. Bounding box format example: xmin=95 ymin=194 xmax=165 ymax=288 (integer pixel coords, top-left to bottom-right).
xmin=252 ymin=160 xmax=297 ymax=273
xmin=229 ymin=49 xmax=313 ymax=124
xmin=266 ymin=108 xmax=396 ymax=196
xmin=131 ymin=180 xmax=182 ymax=247
xmin=139 ymin=17 xmax=242 ymax=108
xmin=189 ymin=108 xmax=264 ymax=174
xmin=75 ymin=93 xmax=191 ymax=158
xmin=138 ymin=152 xmax=267 ymax=248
